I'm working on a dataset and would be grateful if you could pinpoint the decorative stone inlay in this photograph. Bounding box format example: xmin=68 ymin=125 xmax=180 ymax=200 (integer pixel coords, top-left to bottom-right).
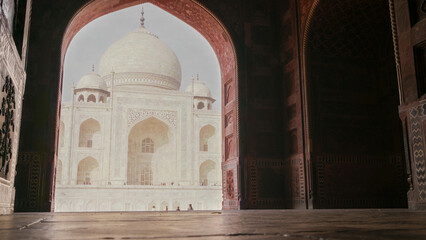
xmin=0 ymin=11 xmax=26 ymax=95
xmin=409 ymin=102 xmax=426 ymax=201
xmin=127 ymin=109 xmax=177 ymax=128
xmin=0 ymin=76 xmax=15 ymax=179
xmin=226 ymin=169 xmax=234 ymax=199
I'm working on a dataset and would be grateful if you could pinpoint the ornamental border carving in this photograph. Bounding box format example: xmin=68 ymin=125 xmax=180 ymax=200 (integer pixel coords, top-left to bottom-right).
xmin=102 ymin=72 xmax=180 ymax=90
xmin=409 ymin=103 xmax=426 ymax=201
xmin=127 ymin=109 xmax=177 ymax=129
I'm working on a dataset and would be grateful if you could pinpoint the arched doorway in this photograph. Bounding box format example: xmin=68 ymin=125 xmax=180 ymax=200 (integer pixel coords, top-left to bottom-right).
xmin=199 ymin=125 xmax=216 ymax=152
xmin=303 ymin=0 xmax=407 ymax=208
xmin=57 ymin=0 xmax=239 ymax=210
xmin=77 ymin=157 xmax=101 ymax=185
xmin=127 ymin=117 xmax=171 ymax=186
xmin=199 ymin=160 xmax=217 ymax=186
xmin=15 ymin=0 xmax=238 ymax=212
xmin=78 ymin=118 xmax=101 ymax=148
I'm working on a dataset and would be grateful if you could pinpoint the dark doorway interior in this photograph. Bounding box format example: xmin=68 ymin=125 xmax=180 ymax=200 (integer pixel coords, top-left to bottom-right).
xmin=305 ymin=0 xmax=407 ymax=208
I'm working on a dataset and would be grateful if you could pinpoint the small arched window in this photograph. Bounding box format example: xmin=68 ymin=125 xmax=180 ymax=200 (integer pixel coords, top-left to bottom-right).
xmin=200 ymin=125 xmax=215 ymax=152
xmin=197 ymin=102 xmax=205 ymax=110
xmin=87 ymin=94 xmax=96 ymax=103
xmin=141 ymin=138 xmax=154 ymax=153
xmin=78 ymin=95 xmax=84 ymax=102
xmin=99 ymin=96 xmax=105 ymax=103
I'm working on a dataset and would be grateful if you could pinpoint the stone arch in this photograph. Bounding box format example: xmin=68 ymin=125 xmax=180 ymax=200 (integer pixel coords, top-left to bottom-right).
xmin=302 ymin=0 xmax=406 ymax=208
xmin=78 ymin=118 xmax=101 ymax=148
xmin=87 ymin=94 xmax=96 ymax=103
xmin=58 ymin=0 xmax=239 ymax=210
xmin=199 ymin=160 xmax=217 ymax=186
xmin=59 ymin=121 xmax=65 ymax=148
xmin=77 ymin=157 xmax=100 ymax=185
xmin=78 ymin=94 xmax=84 ymax=102
xmin=127 ymin=117 xmax=170 ymax=185
xmin=199 ymin=124 xmax=215 ymax=152
xmin=99 ymin=96 xmax=105 ymax=103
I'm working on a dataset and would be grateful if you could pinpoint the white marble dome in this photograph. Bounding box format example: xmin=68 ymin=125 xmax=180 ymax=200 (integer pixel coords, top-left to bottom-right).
xmin=185 ymin=80 xmax=213 ymax=99
xmin=98 ymin=26 xmax=182 ymax=90
xmin=76 ymin=72 xmax=107 ymax=91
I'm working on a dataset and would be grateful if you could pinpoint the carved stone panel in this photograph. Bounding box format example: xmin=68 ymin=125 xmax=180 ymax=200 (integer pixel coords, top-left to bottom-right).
xmin=14 ymin=153 xmax=42 ymax=211
xmin=0 ymin=76 xmax=15 ymax=179
xmin=222 ymin=159 xmax=239 ymax=210
xmin=0 ymin=9 xmax=26 ymax=214
xmin=127 ymin=109 xmax=177 ymax=129
xmin=226 ymin=170 xmax=234 ymax=199
xmin=224 ymin=80 xmax=234 ymax=106
xmin=225 ymin=135 xmax=234 ymax=161
xmin=409 ymin=103 xmax=426 ymax=202
xmin=247 ymin=157 xmax=305 ymax=209
xmin=314 ymin=155 xmax=406 ymax=208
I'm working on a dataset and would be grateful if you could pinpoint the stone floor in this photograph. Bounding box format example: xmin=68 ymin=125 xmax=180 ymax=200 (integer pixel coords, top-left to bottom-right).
xmin=1 ymin=209 xmax=426 ymax=239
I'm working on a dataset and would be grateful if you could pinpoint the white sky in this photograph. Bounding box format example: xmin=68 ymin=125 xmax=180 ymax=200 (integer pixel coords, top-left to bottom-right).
xmin=62 ymin=3 xmax=221 ymax=109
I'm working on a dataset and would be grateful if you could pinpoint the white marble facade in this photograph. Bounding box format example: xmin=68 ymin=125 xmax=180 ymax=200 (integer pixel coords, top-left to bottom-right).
xmin=55 ymin=20 xmax=222 ymax=212
xmin=0 ymin=6 xmax=27 ymax=215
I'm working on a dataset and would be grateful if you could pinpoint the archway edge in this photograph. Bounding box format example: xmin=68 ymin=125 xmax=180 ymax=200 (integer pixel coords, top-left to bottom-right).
xmin=77 ymin=156 xmax=99 ymax=165
xmin=299 ymin=0 xmax=320 ymax=209
xmin=127 ymin=116 xmax=170 ymax=136
xmin=60 ymin=0 xmax=240 ymax=210
xmin=61 ymin=0 xmax=237 ymax=81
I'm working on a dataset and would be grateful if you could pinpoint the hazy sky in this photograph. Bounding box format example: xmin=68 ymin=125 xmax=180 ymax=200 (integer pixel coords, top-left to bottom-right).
xmin=63 ymin=3 xmax=221 ymax=109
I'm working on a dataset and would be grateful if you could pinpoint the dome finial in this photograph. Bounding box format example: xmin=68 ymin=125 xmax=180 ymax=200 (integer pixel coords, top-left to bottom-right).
xmin=140 ymin=7 xmax=145 ymax=27
xmin=197 ymin=74 xmax=199 ymax=81
xmin=92 ymin=64 xmax=95 ymax=72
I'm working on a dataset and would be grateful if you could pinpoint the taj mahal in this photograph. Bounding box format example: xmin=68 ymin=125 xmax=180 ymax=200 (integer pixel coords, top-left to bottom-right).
xmin=54 ymin=13 xmax=222 ymax=212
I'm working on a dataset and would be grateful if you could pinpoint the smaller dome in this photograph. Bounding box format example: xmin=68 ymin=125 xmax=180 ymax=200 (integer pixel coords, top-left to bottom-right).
xmin=76 ymin=72 xmax=107 ymax=91
xmin=185 ymin=80 xmax=213 ymax=99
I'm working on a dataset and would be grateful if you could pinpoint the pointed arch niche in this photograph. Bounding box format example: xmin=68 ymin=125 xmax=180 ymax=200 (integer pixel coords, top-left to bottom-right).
xmin=127 ymin=117 xmax=170 ymax=186
xmin=77 ymin=157 xmax=101 ymax=185
xmin=78 ymin=118 xmax=101 ymax=148
xmin=59 ymin=0 xmax=239 ymax=210
xmin=200 ymin=160 xmax=217 ymax=186
xmin=200 ymin=125 xmax=216 ymax=152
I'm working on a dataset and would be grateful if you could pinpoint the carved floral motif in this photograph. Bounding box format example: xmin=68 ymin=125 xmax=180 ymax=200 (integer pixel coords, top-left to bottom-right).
xmin=127 ymin=109 xmax=177 ymax=128
xmin=0 ymin=76 xmax=15 ymax=179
